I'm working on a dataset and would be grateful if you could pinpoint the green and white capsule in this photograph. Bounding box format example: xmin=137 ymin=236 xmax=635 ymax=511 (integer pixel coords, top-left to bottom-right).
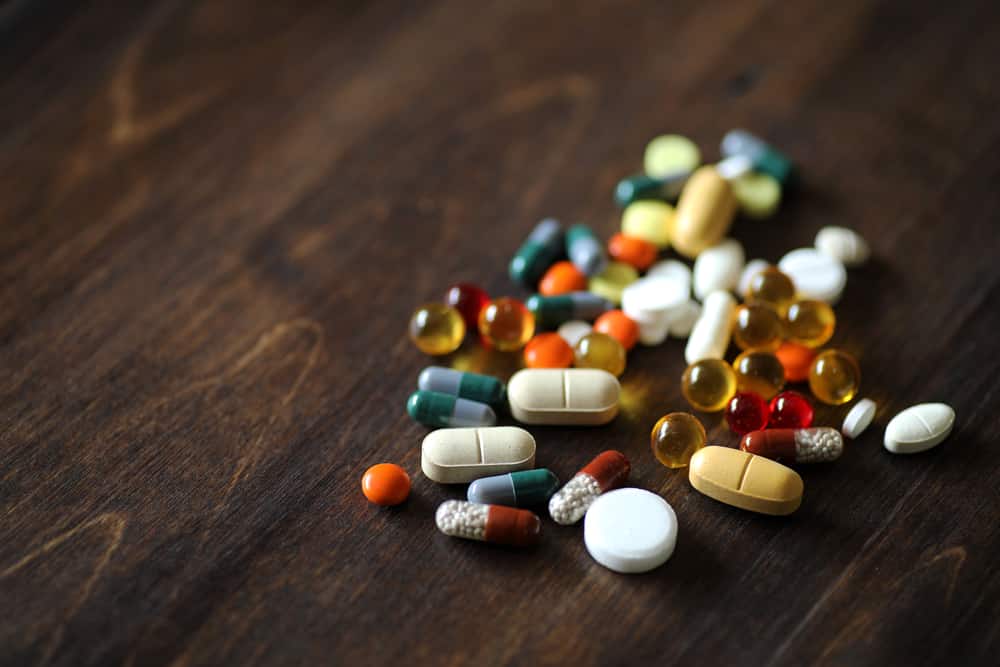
xmin=467 ymin=469 xmax=560 ymax=507
xmin=526 ymin=292 xmax=613 ymax=330
xmin=565 ymin=224 xmax=607 ymax=277
xmin=614 ymin=171 xmax=689 ymax=208
xmin=721 ymin=130 xmax=794 ymax=185
xmin=418 ymin=366 xmax=505 ymax=407
xmin=509 ymin=218 xmax=564 ymax=288
xmin=407 ymin=390 xmax=496 ymax=428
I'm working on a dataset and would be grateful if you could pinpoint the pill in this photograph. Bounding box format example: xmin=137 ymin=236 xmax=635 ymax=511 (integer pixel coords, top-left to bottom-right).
xmin=688 ymin=446 xmax=803 ymax=515
xmin=775 ymin=341 xmax=817 ymax=383
xmin=444 ymin=283 xmax=490 ymax=330
xmin=574 ymin=332 xmax=627 ymax=377
xmin=726 ymin=391 xmax=769 ymax=435
xmin=408 ymin=304 xmax=465 ymax=355
xmin=778 ymin=248 xmax=847 ymax=305
xmin=628 ymin=307 xmax=672 ymax=346
xmin=421 ymin=426 xmax=536 ymax=483
xmin=732 ymin=350 xmax=786 ymax=401
xmin=539 ymin=260 xmax=588 ymax=296
xmin=668 ymin=300 xmax=701 ymax=338
xmin=741 ymin=427 xmax=843 ymax=464
xmin=435 ymin=500 xmax=541 ymax=547
xmin=407 ymin=390 xmax=497 ymax=428
xmin=815 ymin=226 xmax=870 ymax=267
xmin=684 ymin=290 xmax=736 ymax=364
xmin=614 ymin=172 xmax=689 ymax=207
xmin=524 ymin=332 xmax=574 ymax=369
xmin=557 ymin=319 xmax=592 ymax=347
xmin=607 ymin=233 xmax=658 ymax=271
xmin=509 ymin=218 xmax=564 ymax=288
xmin=731 ymin=171 xmax=782 ymax=219
xmin=584 ymin=488 xmax=677 ymax=574
xmin=644 ymin=134 xmax=701 ymax=177
xmin=720 ymin=130 xmax=794 ymax=184
xmin=467 ymin=468 xmax=560 ymax=507
xmin=738 ymin=259 xmax=770 ymax=298
xmin=588 ymin=261 xmax=639 ymax=305
xmin=693 ymin=238 xmax=745 ymax=300
xmin=593 ymin=310 xmax=640 ymax=350
xmin=646 ymin=259 xmax=692 ymax=295
xmin=507 ymin=368 xmax=620 ymax=425
xmin=549 ymin=450 xmax=630 ymax=525
xmin=809 ymin=349 xmax=860 ymax=405
xmin=651 ymin=412 xmax=706 ymax=468
xmin=884 ymin=403 xmax=955 ymax=454
xmin=746 ymin=266 xmax=797 ymax=315
xmin=768 ymin=390 xmax=814 ymax=429
xmin=842 ymin=398 xmax=876 ymax=439
xmin=526 ymin=292 xmax=613 ymax=330
xmin=565 ymin=224 xmax=608 ymax=277
xmin=479 ymin=297 xmax=535 ymax=351
xmin=622 ymin=275 xmax=688 ymax=321
xmin=361 ymin=463 xmax=411 ymax=506
xmin=714 ymin=154 xmax=753 ymax=180
xmin=672 ymin=166 xmax=737 ymax=258
xmin=784 ymin=299 xmax=836 ymax=348
xmin=733 ymin=303 xmax=784 ymax=352
xmin=621 ymin=201 xmax=674 ymax=248
xmin=418 ymin=366 xmax=506 ymax=407
xmin=682 ymin=358 xmax=737 ymax=412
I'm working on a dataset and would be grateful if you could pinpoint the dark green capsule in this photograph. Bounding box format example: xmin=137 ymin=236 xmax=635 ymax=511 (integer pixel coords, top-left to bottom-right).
xmin=526 ymin=292 xmax=613 ymax=330
xmin=614 ymin=171 xmax=689 ymax=207
xmin=418 ymin=366 xmax=505 ymax=407
xmin=467 ymin=468 xmax=560 ymax=506
xmin=509 ymin=218 xmax=564 ymax=288
xmin=406 ymin=390 xmax=496 ymax=428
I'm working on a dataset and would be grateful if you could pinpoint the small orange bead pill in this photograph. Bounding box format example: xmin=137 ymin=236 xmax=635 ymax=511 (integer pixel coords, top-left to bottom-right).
xmin=775 ymin=341 xmax=816 ymax=383
xmin=539 ymin=261 xmax=588 ymax=296
xmin=524 ymin=332 xmax=575 ymax=368
xmin=593 ymin=310 xmax=640 ymax=350
xmin=607 ymin=233 xmax=658 ymax=271
xmin=362 ymin=463 xmax=411 ymax=506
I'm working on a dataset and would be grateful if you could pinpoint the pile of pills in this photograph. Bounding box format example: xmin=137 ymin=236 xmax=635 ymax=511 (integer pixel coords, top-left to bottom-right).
xmin=362 ymin=130 xmax=958 ymax=574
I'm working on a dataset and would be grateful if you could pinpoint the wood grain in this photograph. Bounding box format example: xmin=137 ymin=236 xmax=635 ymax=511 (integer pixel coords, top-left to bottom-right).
xmin=2 ymin=1 xmax=999 ymax=665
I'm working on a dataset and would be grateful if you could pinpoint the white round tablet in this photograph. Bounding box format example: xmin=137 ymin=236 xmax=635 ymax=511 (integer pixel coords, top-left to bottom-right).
xmin=583 ymin=488 xmax=677 ymax=574
xmin=778 ymin=248 xmax=847 ymax=304
xmin=842 ymin=398 xmax=876 ymax=439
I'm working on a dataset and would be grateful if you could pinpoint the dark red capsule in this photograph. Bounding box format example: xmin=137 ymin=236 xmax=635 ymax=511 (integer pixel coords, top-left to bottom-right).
xmin=445 ymin=283 xmax=491 ymax=330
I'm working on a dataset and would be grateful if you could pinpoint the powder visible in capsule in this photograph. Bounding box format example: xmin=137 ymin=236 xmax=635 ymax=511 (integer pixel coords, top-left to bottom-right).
xmin=549 ymin=450 xmax=630 ymax=525
xmin=435 ymin=500 xmax=541 ymax=547
xmin=740 ymin=427 xmax=843 ymax=464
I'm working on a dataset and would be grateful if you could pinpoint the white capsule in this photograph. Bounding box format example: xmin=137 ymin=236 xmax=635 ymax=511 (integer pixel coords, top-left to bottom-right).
xmin=668 ymin=300 xmax=701 ymax=338
xmin=684 ymin=291 xmax=736 ymax=364
xmin=815 ymin=226 xmax=870 ymax=267
xmin=842 ymin=398 xmax=876 ymax=439
xmin=693 ymin=238 xmax=745 ymax=301
xmin=778 ymin=248 xmax=847 ymax=304
xmin=884 ymin=403 xmax=955 ymax=454
xmin=738 ymin=259 xmax=770 ymax=298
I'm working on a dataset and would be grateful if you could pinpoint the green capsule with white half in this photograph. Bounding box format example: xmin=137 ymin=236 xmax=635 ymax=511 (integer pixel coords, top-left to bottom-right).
xmin=614 ymin=171 xmax=689 ymax=208
xmin=467 ymin=469 xmax=560 ymax=507
xmin=418 ymin=366 xmax=505 ymax=407
xmin=526 ymin=292 xmax=613 ymax=330
xmin=721 ymin=130 xmax=794 ymax=185
xmin=407 ymin=390 xmax=496 ymax=428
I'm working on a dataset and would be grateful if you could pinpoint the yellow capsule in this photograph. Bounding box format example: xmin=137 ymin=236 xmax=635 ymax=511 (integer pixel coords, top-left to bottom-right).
xmin=733 ymin=303 xmax=784 ymax=352
xmin=409 ymin=304 xmax=465 ymax=355
xmin=746 ymin=267 xmax=797 ymax=316
xmin=672 ymin=166 xmax=737 ymax=259
xmin=809 ymin=349 xmax=860 ymax=405
xmin=574 ymin=332 xmax=626 ymax=377
xmin=785 ymin=300 xmax=836 ymax=348
xmin=588 ymin=261 xmax=639 ymax=306
xmin=732 ymin=350 xmax=786 ymax=401
xmin=682 ymin=358 xmax=737 ymax=412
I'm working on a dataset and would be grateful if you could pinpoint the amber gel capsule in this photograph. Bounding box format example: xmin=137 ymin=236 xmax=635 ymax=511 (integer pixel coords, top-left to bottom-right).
xmin=741 ymin=427 xmax=844 ymax=464
xmin=435 ymin=500 xmax=541 ymax=547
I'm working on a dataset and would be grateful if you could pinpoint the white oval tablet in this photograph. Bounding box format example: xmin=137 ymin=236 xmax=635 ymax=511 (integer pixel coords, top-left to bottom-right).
xmin=842 ymin=398 xmax=876 ymax=439
xmin=815 ymin=226 xmax=870 ymax=267
xmin=737 ymin=259 xmax=770 ymax=298
xmin=557 ymin=320 xmax=592 ymax=347
xmin=884 ymin=403 xmax=955 ymax=454
xmin=693 ymin=238 xmax=745 ymax=300
xmin=584 ymin=488 xmax=677 ymax=574
xmin=621 ymin=276 xmax=688 ymax=319
xmin=668 ymin=300 xmax=701 ymax=338
xmin=645 ymin=259 xmax=692 ymax=295
xmin=778 ymin=248 xmax=847 ymax=304
xmin=684 ymin=290 xmax=735 ymax=364
xmin=421 ymin=427 xmax=536 ymax=483
xmin=507 ymin=368 xmax=620 ymax=425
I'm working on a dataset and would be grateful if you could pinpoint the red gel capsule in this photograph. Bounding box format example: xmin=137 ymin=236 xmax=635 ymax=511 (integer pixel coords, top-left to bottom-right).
xmin=726 ymin=392 xmax=769 ymax=435
xmin=445 ymin=283 xmax=491 ymax=330
xmin=768 ymin=391 xmax=814 ymax=429
xmin=741 ymin=427 xmax=844 ymax=464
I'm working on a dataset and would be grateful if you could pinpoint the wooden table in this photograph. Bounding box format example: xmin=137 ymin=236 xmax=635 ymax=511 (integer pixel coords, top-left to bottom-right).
xmin=2 ymin=1 xmax=998 ymax=665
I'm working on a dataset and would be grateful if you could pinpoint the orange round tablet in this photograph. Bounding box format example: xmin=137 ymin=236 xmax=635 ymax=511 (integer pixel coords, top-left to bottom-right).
xmin=539 ymin=261 xmax=587 ymax=296
xmin=362 ymin=463 xmax=411 ymax=506
xmin=607 ymin=233 xmax=658 ymax=271
xmin=524 ymin=332 xmax=574 ymax=368
xmin=593 ymin=310 xmax=640 ymax=350
xmin=775 ymin=341 xmax=817 ymax=383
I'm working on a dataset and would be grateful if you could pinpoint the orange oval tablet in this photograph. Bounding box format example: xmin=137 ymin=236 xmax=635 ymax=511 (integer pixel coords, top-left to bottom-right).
xmin=775 ymin=341 xmax=816 ymax=383
xmin=539 ymin=261 xmax=587 ymax=296
xmin=362 ymin=463 xmax=411 ymax=506
xmin=524 ymin=332 xmax=574 ymax=368
xmin=607 ymin=234 xmax=658 ymax=271
xmin=593 ymin=310 xmax=640 ymax=351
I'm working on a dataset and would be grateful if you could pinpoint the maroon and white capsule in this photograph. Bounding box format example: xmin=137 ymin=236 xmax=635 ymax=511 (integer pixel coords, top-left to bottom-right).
xmin=435 ymin=500 xmax=541 ymax=547
xmin=548 ymin=450 xmax=630 ymax=525
xmin=740 ymin=427 xmax=843 ymax=463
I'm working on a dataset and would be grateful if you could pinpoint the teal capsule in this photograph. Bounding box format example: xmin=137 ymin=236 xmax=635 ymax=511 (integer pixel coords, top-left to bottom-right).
xmin=526 ymin=292 xmax=613 ymax=330
xmin=565 ymin=224 xmax=607 ymax=277
xmin=406 ymin=390 xmax=496 ymax=428
xmin=614 ymin=171 xmax=689 ymax=208
xmin=467 ymin=469 xmax=560 ymax=507
xmin=418 ymin=366 xmax=505 ymax=407
xmin=721 ymin=130 xmax=794 ymax=185
xmin=509 ymin=218 xmax=564 ymax=288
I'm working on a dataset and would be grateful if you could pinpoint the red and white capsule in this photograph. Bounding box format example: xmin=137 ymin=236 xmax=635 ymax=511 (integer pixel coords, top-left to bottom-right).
xmin=548 ymin=450 xmax=630 ymax=525
xmin=740 ymin=427 xmax=843 ymax=463
xmin=435 ymin=500 xmax=541 ymax=547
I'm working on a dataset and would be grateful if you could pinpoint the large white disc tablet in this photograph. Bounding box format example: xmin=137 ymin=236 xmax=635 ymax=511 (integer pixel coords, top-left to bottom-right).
xmin=583 ymin=488 xmax=677 ymax=574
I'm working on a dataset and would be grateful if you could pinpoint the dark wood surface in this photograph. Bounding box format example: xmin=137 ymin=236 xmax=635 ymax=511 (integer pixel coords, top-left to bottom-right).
xmin=2 ymin=1 xmax=1000 ymax=665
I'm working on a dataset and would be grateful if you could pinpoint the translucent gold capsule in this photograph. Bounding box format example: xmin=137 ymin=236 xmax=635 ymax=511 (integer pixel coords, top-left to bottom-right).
xmin=573 ymin=332 xmax=626 ymax=377
xmin=651 ymin=412 xmax=706 ymax=469
xmin=785 ymin=300 xmax=836 ymax=348
xmin=682 ymin=358 xmax=737 ymax=412
xmin=733 ymin=303 xmax=784 ymax=352
xmin=732 ymin=350 xmax=786 ymax=401
xmin=809 ymin=349 xmax=860 ymax=405
xmin=409 ymin=304 xmax=465 ymax=355
xmin=746 ymin=267 xmax=796 ymax=316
